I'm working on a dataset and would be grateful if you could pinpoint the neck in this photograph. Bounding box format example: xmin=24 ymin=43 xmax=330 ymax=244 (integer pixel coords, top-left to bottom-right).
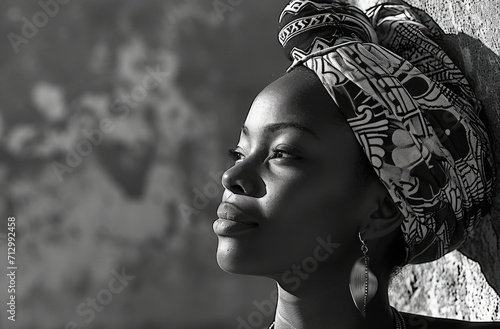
xmin=272 ymin=265 xmax=394 ymax=329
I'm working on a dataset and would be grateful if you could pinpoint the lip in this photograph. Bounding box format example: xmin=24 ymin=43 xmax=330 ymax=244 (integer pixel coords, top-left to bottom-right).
xmin=213 ymin=202 xmax=259 ymax=236
xmin=213 ymin=219 xmax=258 ymax=236
xmin=216 ymin=202 xmax=258 ymax=223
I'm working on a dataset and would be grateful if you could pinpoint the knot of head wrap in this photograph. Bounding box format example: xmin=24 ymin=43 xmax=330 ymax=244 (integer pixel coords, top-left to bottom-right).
xmin=279 ymin=0 xmax=495 ymax=264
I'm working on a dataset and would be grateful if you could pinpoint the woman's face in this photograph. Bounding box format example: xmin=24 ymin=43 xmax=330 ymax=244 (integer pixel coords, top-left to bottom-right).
xmin=214 ymin=67 xmax=377 ymax=277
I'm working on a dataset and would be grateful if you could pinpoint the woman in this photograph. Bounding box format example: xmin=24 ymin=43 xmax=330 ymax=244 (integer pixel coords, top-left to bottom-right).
xmin=213 ymin=1 xmax=498 ymax=328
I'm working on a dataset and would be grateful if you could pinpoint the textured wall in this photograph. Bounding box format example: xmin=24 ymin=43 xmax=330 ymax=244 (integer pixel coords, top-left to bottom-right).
xmin=387 ymin=0 xmax=500 ymax=321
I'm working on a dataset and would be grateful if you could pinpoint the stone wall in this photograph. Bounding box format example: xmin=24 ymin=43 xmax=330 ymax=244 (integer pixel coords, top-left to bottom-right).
xmin=387 ymin=0 xmax=500 ymax=321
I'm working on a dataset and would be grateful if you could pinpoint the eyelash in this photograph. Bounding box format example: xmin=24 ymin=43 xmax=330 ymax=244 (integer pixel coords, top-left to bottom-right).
xmin=226 ymin=147 xmax=301 ymax=163
xmin=227 ymin=148 xmax=243 ymax=162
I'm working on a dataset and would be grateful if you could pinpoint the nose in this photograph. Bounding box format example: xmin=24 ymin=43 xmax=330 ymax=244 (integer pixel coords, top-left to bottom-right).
xmin=221 ymin=161 xmax=260 ymax=197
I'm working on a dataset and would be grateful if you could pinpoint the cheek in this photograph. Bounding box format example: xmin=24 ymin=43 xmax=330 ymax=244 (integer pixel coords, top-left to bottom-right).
xmin=264 ymin=165 xmax=360 ymax=230
xmin=258 ymin=168 xmax=362 ymax=260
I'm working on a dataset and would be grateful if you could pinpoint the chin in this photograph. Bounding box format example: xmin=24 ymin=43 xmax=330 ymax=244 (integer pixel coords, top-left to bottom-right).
xmin=216 ymin=252 xmax=256 ymax=275
xmin=216 ymin=241 xmax=252 ymax=275
xmin=215 ymin=238 xmax=273 ymax=276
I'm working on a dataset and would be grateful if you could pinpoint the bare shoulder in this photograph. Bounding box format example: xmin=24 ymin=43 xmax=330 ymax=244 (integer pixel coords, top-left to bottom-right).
xmin=401 ymin=312 xmax=500 ymax=329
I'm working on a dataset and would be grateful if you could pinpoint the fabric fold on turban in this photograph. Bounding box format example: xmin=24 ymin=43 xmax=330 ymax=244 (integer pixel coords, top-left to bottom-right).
xmin=278 ymin=0 xmax=495 ymax=264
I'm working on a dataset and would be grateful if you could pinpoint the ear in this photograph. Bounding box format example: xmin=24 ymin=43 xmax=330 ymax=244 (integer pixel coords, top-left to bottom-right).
xmin=362 ymin=194 xmax=404 ymax=240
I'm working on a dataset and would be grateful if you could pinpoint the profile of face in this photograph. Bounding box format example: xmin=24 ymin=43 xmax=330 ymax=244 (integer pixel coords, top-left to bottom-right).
xmin=213 ymin=67 xmax=388 ymax=279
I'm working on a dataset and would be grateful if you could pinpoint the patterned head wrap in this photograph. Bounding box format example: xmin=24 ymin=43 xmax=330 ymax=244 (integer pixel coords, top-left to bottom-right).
xmin=278 ymin=0 xmax=495 ymax=264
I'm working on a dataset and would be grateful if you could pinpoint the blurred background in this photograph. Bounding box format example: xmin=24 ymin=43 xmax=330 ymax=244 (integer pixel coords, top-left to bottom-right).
xmin=0 ymin=0 xmax=498 ymax=328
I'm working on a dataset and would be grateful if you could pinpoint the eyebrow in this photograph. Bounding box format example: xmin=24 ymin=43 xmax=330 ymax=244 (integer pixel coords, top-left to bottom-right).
xmin=241 ymin=122 xmax=320 ymax=140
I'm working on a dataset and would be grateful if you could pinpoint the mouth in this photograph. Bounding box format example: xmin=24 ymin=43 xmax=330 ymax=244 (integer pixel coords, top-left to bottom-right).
xmin=213 ymin=202 xmax=259 ymax=236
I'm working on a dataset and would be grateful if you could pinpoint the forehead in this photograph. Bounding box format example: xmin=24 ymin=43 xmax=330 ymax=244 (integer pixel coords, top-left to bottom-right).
xmin=244 ymin=67 xmax=347 ymax=133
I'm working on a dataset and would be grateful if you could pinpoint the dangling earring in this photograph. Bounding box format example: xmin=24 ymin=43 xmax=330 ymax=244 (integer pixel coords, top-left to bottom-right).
xmin=349 ymin=232 xmax=378 ymax=317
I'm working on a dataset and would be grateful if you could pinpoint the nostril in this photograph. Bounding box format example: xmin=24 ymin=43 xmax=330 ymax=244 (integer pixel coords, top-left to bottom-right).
xmin=231 ymin=185 xmax=246 ymax=195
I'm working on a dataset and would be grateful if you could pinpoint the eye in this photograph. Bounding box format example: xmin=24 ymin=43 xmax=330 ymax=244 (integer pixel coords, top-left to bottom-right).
xmin=227 ymin=147 xmax=245 ymax=163
xmin=270 ymin=145 xmax=302 ymax=161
